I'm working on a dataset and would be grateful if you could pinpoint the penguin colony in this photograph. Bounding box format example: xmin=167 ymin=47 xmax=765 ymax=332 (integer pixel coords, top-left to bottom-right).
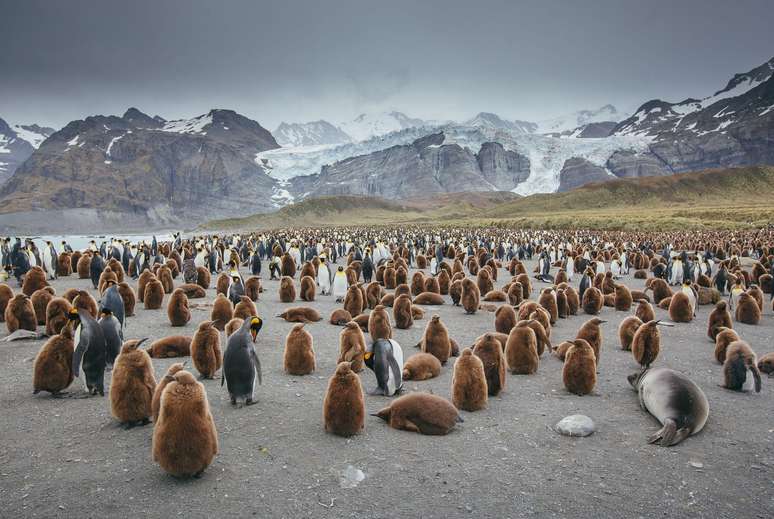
xmin=3 ymin=229 xmax=774 ymax=484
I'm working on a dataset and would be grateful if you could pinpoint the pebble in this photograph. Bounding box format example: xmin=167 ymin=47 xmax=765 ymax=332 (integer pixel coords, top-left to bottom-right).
xmin=555 ymin=415 xmax=595 ymax=437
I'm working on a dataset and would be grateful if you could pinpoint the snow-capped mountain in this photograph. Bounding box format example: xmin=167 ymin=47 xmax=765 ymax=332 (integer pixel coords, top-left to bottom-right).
xmin=464 ymin=112 xmax=537 ymax=134
xmin=0 ymin=117 xmax=55 ymax=184
xmin=273 ymin=120 xmax=351 ymax=147
xmin=338 ymin=111 xmax=429 ymax=142
xmin=536 ymin=104 xmax=628 ymax=134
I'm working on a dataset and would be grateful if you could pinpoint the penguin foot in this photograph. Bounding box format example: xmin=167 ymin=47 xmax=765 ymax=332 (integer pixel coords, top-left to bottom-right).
xmin=50 ymin=391 xmax=70 ymax=399
xmin=367 ymin=387 xmax=387 ymax=396
xmin=245 ymin=399 xmax=257 ymax=406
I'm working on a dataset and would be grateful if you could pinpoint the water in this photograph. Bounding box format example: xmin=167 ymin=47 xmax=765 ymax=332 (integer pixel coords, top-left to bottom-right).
xmin=18 ymin=233 xmax=176 ymax=252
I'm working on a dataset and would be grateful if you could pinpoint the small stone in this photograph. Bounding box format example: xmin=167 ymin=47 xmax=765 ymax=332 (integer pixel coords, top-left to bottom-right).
xmin=689 ymin=461 xmax=703 ymax=469
xmin=555 ymin=415 xmax=595 ymax=437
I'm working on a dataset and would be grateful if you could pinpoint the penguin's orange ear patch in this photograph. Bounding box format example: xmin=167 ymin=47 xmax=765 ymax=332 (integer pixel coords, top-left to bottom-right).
xmin=363 ymin=352 xmax=372 ymax=360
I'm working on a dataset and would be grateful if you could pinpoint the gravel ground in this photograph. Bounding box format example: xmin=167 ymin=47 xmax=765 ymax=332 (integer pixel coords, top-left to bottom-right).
xmin=1 ymin=259 xmax=773 ymax=518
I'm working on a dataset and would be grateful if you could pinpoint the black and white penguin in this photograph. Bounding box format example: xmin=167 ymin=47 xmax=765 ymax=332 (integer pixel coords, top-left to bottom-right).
xmin=227 ymin=271 xmax=245 ymax=306
xmin=89 ymin=252 xmax=105 ymax=290
xmin=98 ymin=308 xmax=123 ymax=368
xmin=100 ymin=282 xmax=126 ymax=330
xmin=249 ymin=250 xmax=262 ymax=276
xmin=69 ymin=308 xmax=107 ymax=396
xmin=364 ymin=338 xmax=404 ymax=396
xmin=41 ymin=241 xmax=58 ymax=280
xmin=222 ymin=316 xmax=263 ymax=407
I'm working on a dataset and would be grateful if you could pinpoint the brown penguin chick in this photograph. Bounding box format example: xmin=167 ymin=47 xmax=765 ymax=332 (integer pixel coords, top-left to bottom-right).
xmin=137 ymin=270 xmax=155 ymax=303
xmin=410 ymin=272 xmax=425 ymax=297
xmin=582 ymin=287 xmax=603 ymax=315
xmin=57 ymin=252 xmax=72 ymax=276
xmin=735 ymin=293 xmax=761 ymax=325
xmin=631 ymin=320 xmax=661 ymax=368
xmin=215 ymin=273 xmax=230 ymax=296
xmin=5 ymin=293 xmax=36 ymax=333
xmin=394 ymin=284 xmax=411 ymax=298
xmin=152 ymin=362 xmax=186 ymax=422
xmin=76 ymin=253 xmax=92 ymax=279
xmin=233 ymin=296 xmax=257 ymax=321
xmin=722 ymin=341 xmax=762 ymax=392
xmin=564 ymin=286 xmax=580 ymax=315
xmin=515 ymin=274 xmax=532 ymax=300
xmin=630 ymin=290 xmax=650 ymax=303
xmin=300 ymin=261 xmax=316 ymax=280
xmin=178 ymin=283 xmax=207 ymax=299
xmin=244 ymin=276 xmax=262 ymax=301
xmin=437 ymin=269 xmax=450 ymax=295
xmin=477 ymin=269 xmax=494 ymax=296
xmin=352 ymin=313 xmax=370 ymax=332
xmin=657 ymin=296 xmax=672 ymax=310
xmin=45 ymin=297 xmax=72 ymax=336
xmin=210 ymin=294 xmax=233 ymax=330
xmin=393 ymin=294 xmax=414 ymax=329
xmin=167 ymin=288 xmax=191 ymax=327
xmin=155 ymin=266 xmax=174 ymax=294
xmin=602 ymin=293 xmax=616 ymax=308
xmin=373 ymin=392 xmax=461 ymax=435
xmin=460 ymin=278 xmax=480 ymax=315
xmin=107 ymin=258 xmax=126 ymax=283
xmin=528 ymin=307 xmax=552 ymax=339
xmin=338 ymin=321 xmax=366 ymax=371
xmin=21 ymin=266 xmax=47 ymax=296
xmin=614 ymin=284 xmax=633 ymax=311
xmin=516 ymin=316 xmax=550 ymax=355
xmin=556 ymin=289 xmax=569 ymax=319
xmin=418 ymin=315 xmax=452 ymax=364
xmin=506 ymin=281 xmax=523 ymax=306
xmin=714 ymin=327 xmax=741 ymax=364
xmin=323 ymin=361 xmax=365 ymax=437
xmin=554 ymin=270 xmax=567 ymax=285
xmin=707 ymin=301 xmax=732 ymax=340
xmin=647 ymin=278 xmax=673 ymax=303
xmin=0 ymin=283 xmax=13 ymax=322
xmin=416 ymin=255 xmax=427 ymax=269
xmin=146 ymin=335 xmax=192 ymax=358
xmin=69 ymin=251 xmax=81 ymax=274
xmin=747 ymin=285 xmax=764 ymax=311
xmin=383 ymin=267 xmax=397 ymax=289
xmin=402 ymin=353 xmax=442 ymax=381
xmin=329 ymin=308 xmax=353 ymax=326
xmin=668 ymin=292 xmax=693 ymax=323
xmin=283 ymin=323 xmax=316 ymax=375
xmin=97 ymin=268 xmax=118 ymax=294
xmin=343 ymin=284 xmax=365 ymax=316
xmin=602 ymin=271 xmax=616 ymax=295
xmin=634 ymin=269 xmax=647 ymax=279
xmin=413 ymin=292 xmax=445 ymax=305
xmin=140 ymin=277 xmax=163 ymax=310
xmin=759 ymin=274 xmax=773 ymax=295
xmin=366 ymin=281 xmax=382 ymax=309
xmin=562 ymin=339 xmax=597 ymax=395
xmin=281 ymin=253 xmax=296 ymax=278
xmin=299 ymin=275 xmax=316 ymax=302
xmin=473 ymin=333 xmax=506 ymax=396
xmin=224 ymin=317 xmax=244 ymax=337
xmin=575 ymin=318 xmax=605 ymax=363
xmin=30 ymin=287 xmax=55 ymax=325
xmin=152 ymin=370 xmax=218 ymax=478
xmin=72 ymin=290 xmax=98 ymax=318
xmin=494 ymin=304 xmax=517 ymax=335
xmin=483 ymin=290 xmax=507 ymax=302
xmin=473 ymin=332 xmax=509 ymax=352
xmin=110 ymin=339 xmax=157 ymax=427
xmin=190 ymin=320 xmax=222 ymax=379
xmin=196 ymin=267 xmax=211 ymax=289
xmin=538 ymin=288 xmax=558 ymax=324
xmin=115 ymin=282 xmax=136 ymax=317
xmin=424 ymin=276 xmax=440 ymax=294
xmin=757 ymin=352 xmax=774 ymax=375
xmin=552 ymin=340 xmax=575 ymax=361
xmin=635 ymin=299 xmax=655 ymax=323
xmin=368 ymin=305 xmax=392 ymax=340
xmin=278 ymin=276 xmax=296 ymax=303
xmin=448 ymin=279 xmax=463 ymax=306
xmin=277 ymin=306 xmax=322 ymax=323
xmin=32 ymin=326 xmax=74 ymax=395
xmin=618 ymin=316 xmax=643 ymax=351
xmin=379 ymin=293 xmax=395 ymax=307
xmin=451 ymin=349 xmax=488 ymax=411
xmin=505 ymin=325 xmax=538 ymax=374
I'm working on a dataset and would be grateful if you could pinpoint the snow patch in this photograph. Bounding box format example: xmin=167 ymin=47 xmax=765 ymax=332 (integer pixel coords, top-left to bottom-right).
xmin=105 ymin=133 xmax=125 ymax=158
xmin=11 ymin=125 xmax=50 ymax=148
xmin=160 ymin=113 xmax=212 ymax=135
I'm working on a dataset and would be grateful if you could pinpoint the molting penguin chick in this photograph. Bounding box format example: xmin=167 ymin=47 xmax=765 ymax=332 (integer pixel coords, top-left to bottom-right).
xmin=631 ymin=320 xmax=661 ymax=368
xmin=152 ymin=370 xmax=218 ymax=478
xmin=110 ymin=339 xmax=156 ymax=428
xmin=323 ymin=362 xmax=365 ymax=437
xmin=452 ymin=349 xmax=488 ymax=411
xmin=722 ymin=341 xmax=762 ymax=392
xmin=283 ymin=323 xmax=316 ymax=375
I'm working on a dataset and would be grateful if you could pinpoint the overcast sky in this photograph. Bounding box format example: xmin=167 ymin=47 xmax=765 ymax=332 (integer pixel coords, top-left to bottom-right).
xmin=1 ymin=0 xmax=772 ymax=130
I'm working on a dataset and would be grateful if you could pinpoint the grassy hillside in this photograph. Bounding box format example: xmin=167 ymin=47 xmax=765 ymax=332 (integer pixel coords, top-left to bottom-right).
xmin=204 ymin=166 xmax=774 ymax=231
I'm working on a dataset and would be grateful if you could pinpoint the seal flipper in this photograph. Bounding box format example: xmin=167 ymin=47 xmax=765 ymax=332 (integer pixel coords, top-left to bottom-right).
xmin=648 ymin=418 xmax=677 ymax=446
xmin=668 ymin=427 xmax=692 ymax=446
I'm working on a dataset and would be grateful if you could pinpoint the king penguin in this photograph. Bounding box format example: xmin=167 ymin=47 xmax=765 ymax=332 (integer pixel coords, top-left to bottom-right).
xmin=222 ymin=316 xmax=263 ymax=407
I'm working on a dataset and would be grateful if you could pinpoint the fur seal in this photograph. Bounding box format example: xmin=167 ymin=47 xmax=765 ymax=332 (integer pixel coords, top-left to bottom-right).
xmin=627 ymin=367 xmax=708 ymax=446
xmin=323 ymin=361 xmax=365 ymax=437
xmin=373 ymin=392 xmax=462 ymax=435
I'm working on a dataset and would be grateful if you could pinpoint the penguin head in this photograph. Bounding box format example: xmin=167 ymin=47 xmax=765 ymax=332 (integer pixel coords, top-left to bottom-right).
xmin=249 ymin=316 xmax=263 ymax=342
xmin=99 ymin=307 xmax=113 ymax=319
xmin=67 ymin=308 xmax=81 ymax=322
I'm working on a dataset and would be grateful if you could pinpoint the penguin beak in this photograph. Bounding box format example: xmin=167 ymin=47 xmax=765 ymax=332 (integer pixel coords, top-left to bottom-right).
xmin=250 ymin=317 xmax=262 ymax=342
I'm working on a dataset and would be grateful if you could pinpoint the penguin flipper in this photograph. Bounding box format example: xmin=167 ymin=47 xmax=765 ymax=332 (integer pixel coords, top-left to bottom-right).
xmin=72 ymin=338 xmax=90 ymax=377
xmin=251 ymin=348 xmax=262 ymax=385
